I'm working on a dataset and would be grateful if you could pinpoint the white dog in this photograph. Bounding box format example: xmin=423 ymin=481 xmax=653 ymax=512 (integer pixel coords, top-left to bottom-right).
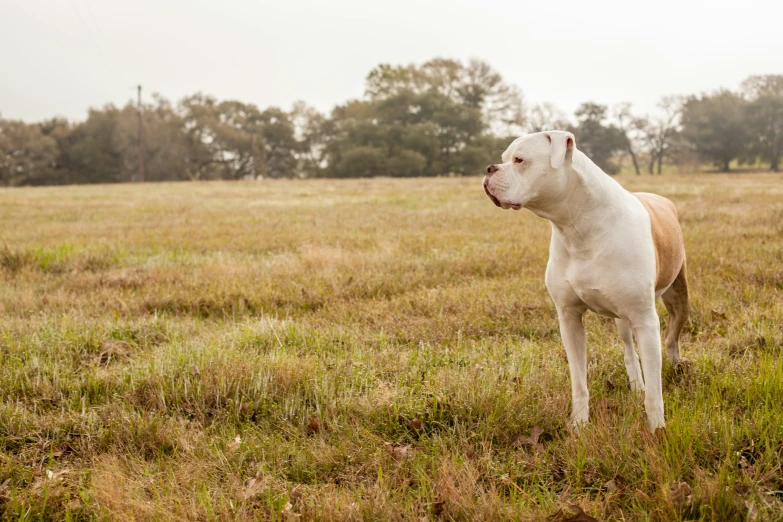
xmin=483 ymin=131 xmax=688 ymax=431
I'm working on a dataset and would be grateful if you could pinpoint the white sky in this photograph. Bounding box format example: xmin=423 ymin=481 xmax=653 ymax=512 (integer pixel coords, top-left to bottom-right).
xmin=2 ymin=0 xmax=782 ymax=123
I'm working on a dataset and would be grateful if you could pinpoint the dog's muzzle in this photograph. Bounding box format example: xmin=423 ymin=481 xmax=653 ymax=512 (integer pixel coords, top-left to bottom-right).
xmin=483 ymin=178 xmax=502 ymax=208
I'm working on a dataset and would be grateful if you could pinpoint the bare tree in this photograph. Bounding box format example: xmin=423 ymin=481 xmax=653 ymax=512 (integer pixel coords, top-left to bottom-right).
xmin=641 ymin=96 xmax=683 ymax=175
xmin=613 ymin=102 xmax=646 ymax=175
xmin=526 ymin=102 xmax=570 ymax=133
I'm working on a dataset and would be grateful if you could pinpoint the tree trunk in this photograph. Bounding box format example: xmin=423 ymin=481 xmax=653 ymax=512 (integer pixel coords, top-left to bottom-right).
xmin=628 ymin=147 xmax=640 ymax=175
xmin=723 ymin=159 xmax=731 ymax=172
xmin=648 ymin=155 xmax=655 ymax=175
xmin=657 ymin=152 xmax=663 ymax=175
xmin=771 ymin=149 xmax=780 ymax=172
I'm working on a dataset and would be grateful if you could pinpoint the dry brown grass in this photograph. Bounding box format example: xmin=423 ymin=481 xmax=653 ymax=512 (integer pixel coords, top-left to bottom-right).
xmin=0 ymin=174 xmax=782 ymax=520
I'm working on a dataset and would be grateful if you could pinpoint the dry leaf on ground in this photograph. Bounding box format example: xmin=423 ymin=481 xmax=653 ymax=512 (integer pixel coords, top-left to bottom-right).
xmin=306 ymin=416 xmax=321 ymax=435
xmin=408 ymin=417 xmax=425 ymax=437
xmin=670 ymin=481 xmax=692 ymax=505
xmin=281 ymin=501 xmax=302 ymax=519
xmin=46 ymin=469 xmax=70 ymax=481
xmin=514 ymin=426 xmax=545 ymax=452
xmin=431 ymin=493 xmax=445 ymax=517
xmin=549 ymin=504 xmax=598 ymax=522
xmin=384 ymin=443 xmax=412 ymax=460
xmin=289 ymin=485 xmax=303 ymax=508
xmin=244 ymin=473 xmax=271 ymax=500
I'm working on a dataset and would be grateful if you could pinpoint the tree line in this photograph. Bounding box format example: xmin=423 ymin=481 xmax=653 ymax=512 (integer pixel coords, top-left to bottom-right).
xmin=1 ymin=59 xmax=781 ymax=186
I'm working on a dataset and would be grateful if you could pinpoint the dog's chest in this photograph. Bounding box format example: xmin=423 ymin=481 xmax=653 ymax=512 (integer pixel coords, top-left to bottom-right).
xmin=564 ymin=265 xmax=621 ymax=318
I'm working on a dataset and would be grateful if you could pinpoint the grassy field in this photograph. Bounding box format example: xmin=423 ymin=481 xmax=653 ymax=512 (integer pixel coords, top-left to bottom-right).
xmin=0 ymin=174 xmax=782 ymax=521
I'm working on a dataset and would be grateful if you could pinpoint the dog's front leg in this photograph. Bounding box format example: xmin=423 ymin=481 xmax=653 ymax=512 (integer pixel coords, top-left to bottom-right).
xmin=557 ymin=308 xmax=589 ymax=428
xmin=633 ymin=316 xmax=665 ymax=431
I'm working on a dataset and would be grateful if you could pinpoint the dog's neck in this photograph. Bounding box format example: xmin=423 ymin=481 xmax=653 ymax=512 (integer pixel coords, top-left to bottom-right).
xmin=527 ymin=150 xmax=630 ymax=255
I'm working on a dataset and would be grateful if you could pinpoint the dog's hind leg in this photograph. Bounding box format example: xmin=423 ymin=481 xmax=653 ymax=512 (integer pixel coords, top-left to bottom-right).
xmin=661 ymin=261 xmax=690 ymax=366
xmin=616 ymin=318 xmax=644 ymax=392
xmin=632 ymin=314 xmax=665 ymax=431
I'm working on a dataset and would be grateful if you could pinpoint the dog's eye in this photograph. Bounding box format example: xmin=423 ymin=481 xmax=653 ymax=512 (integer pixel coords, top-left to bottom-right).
xmin=514 ymin=157 xmax=524 ymax=164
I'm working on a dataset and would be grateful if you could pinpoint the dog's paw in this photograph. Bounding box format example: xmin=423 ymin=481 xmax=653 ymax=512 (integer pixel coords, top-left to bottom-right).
xmin=643 ymin=426 xmax=667 ymax=445
xmin=568 ymin=416 xmax=589 ymax=434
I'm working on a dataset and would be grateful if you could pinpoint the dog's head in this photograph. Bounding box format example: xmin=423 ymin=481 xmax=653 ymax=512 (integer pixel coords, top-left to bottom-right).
xmin=482 ymin=131 xmax=575 ymax=211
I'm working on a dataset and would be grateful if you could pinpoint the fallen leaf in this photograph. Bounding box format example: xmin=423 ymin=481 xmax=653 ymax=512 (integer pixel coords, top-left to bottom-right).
xmin=306 ymin=417 xmax=321 ymax=435
xmin=244 ymin=473 xmax=270 ymax=500
xmin=558 ymin=485 xmax=572 ymax=504
xmin=551 ymin=463 xmax=566 ymax=482
xmin=431 ymin=493 xmax=445 ymax=517
xmin=408 ymin=418 xmax=425 ymax=437
xmin=289 ymin=485 xmax=303 ymax=508
xmin=384 ymin=443 xmax=412 ymax=461
xmin=0 ymin=478 xmax=11 ymax=493
xmin=514 ymin=426 xmax=545 ymax=452
xmin=191 ymin=365 xmax=201 ymax=377
xmin=549 ymin=504 xmax=598 ymax=521
xmin=604 ymin=478 xmax=618 ymax=493
xmin=45 ymin=468 xmax=70 ymax=481
xmin=228 ymin=435 xmax=242 ymax=453
xmin=711 ymin=309 xmax=727 ymax=320
xmin=281 ymin=501 xmax=301 ymax=519
xmin=670 ymin=481 xmax=692 ymax=505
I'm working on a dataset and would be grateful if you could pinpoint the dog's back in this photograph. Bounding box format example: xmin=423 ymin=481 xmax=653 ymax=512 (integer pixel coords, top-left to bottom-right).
xmin=633 ymin=192 xmax=685 ymax=293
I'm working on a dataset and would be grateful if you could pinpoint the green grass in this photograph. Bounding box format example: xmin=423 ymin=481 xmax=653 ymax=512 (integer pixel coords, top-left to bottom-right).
xmin=0 ymin=174 xmax=782 ymax=521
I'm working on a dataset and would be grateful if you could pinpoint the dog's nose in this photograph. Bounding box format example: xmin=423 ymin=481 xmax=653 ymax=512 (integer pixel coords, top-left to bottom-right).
xmin=486 ymin=164 xmax=499 ymax=175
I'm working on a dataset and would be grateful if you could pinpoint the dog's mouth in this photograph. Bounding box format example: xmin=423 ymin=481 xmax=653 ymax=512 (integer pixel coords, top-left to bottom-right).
xmin=483 ymin=182 xmax=502 ymax=207
xmin=483 ymin=182 xmax=521 ymax=210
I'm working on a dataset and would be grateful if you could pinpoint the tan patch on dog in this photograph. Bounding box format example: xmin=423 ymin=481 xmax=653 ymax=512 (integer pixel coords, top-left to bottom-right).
xmin=634 ymin=193 xmax=686 ymax=292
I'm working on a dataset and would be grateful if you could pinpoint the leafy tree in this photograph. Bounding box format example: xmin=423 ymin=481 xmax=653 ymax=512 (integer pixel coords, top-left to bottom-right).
xmin=571 ymin=103 xmax=628 ymax=174
xmin=386 ymin=149 xmax=427 ymax=177
xmin=0 ymin=118 xmax=58 ymax=186
xmin=39 ymin=117 xmax=73 ymax=182
xmin=177 ymin=95 xmax=298 ymax=180
xmin=291 ymin=101 xmax=327 ymax=177
xmin=365 ymin=58 xmax=525 ymax=135
xmin=177 ymin=94 xmax=224 ymax=179
xmin=258 ymin=107 xmax=298 ymax=178
xmin=459 ymin=58 xmax=526 ymax=135
xmin=59 ymin=106 xmax=122 ymax=184
xmin=681 ymin=90 xmax=749 ymax=172
xmin=333 ymin=146 xmax=386 ymax=178
xmin=113 ymin=94 xmax=189 ymax=182
xmin=741 ymin=75 xmax=783 ymax=171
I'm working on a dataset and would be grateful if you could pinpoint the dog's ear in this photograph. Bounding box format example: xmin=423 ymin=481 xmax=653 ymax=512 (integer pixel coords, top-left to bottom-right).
xmin=548 ymin=131 xmax=575 ymax=169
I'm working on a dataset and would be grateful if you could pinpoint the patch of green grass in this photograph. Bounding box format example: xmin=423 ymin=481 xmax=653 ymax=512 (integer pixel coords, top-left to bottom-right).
xmin=0 ymin=175 xmax=782 ymax=520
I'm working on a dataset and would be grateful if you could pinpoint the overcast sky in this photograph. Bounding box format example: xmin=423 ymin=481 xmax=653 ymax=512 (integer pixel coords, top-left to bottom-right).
xmin=2 ymin=0 xmax=782 ymax=123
